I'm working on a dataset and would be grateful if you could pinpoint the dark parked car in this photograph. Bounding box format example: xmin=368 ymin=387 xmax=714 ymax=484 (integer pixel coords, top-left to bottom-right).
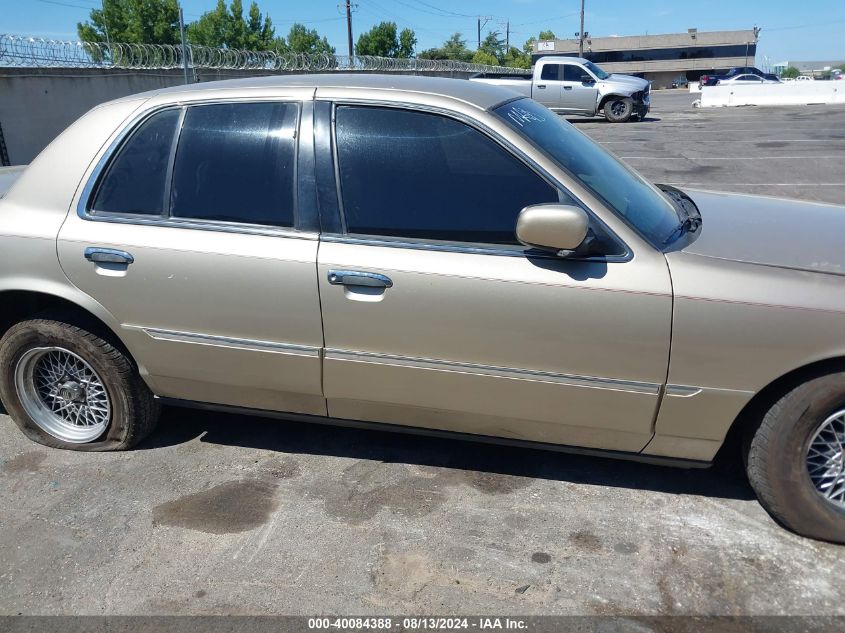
xmin=699 ymin=67 xmax=779 ymax=87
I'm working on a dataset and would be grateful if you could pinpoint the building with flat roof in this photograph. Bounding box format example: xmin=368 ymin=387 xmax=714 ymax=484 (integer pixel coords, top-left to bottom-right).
xmin=532 ymin=29 xmax=759 ymax=88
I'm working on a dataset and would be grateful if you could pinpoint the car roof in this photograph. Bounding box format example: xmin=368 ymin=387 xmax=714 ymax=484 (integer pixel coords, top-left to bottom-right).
xmin=112 ymin=73 xmax=524 ymax=111
xmin=534 ymin=56 xmax=591 ymax=64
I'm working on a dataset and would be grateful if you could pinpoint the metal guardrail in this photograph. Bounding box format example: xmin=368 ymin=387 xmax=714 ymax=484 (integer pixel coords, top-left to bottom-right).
xmin=0 ymin=34 xmax=528 ymax=75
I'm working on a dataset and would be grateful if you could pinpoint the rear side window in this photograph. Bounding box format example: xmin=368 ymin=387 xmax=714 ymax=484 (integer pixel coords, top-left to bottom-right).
xmin=171 ymin=102 xmax=297 ymax=227
xmin=335 ymin=106 xmax=560 ymax=244
xmin=540 ymin=64 xmax=561 ymax=81
xmin=91 ymin=109 xmax=180 ymax=215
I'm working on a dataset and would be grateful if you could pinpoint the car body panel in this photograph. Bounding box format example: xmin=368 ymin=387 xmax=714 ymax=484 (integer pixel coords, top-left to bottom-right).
xmin=317 ymin=239 xmax=672 ymax=452
xmin=679 ymin=189 xmax=845 ymax=276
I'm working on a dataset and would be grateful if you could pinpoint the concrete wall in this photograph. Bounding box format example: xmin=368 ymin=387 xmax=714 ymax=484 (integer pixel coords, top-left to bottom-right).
xmin=0 ymin=67 xmax=476 ymax=165
xmin=699 ymin=81 xmax=845 ymax=107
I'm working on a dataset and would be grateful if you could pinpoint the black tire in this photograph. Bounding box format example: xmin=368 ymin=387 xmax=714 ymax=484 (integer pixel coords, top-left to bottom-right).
xmin=0 ymin=318 xmax=159 ymax=451
xmin=604 ymin=97 xmax=634 ymax=123
xmin=746 ymin=372 xmax=845 ymax=543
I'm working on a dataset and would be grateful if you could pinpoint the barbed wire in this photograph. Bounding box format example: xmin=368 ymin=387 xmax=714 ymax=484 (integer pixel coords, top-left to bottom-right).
xmin=0 ymin=34 xmax=528 ymax=75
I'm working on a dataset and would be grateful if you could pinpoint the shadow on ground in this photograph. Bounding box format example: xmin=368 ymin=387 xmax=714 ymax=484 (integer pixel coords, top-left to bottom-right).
xmin=138 ymin=404 xmax=755 ymax=501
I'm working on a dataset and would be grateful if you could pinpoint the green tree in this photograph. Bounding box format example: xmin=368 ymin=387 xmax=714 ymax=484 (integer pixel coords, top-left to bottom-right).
xmin=523 ymin=36 xmax=536 ymax=55
xmin=418 ymin=32 xmax=473 ymax=62
xmin=285 ymin=23 xmax=335 ymax=54
xmin=472 ymin=50 xmax=499 ymax=66
xmin=188 ymin=0 xmax=281 ymax=50
xmin=479 ymin=30 xmax=505 ymax=62
xmin=355 ymin=21 xmax=416 ymax=58
xmin=538 ymin=30 xmax=556 ymax=40
xmin=77 ymin=0 xmax=180 ymax=45
xmin=503 ymin=46 xmax=530 ymax=69
xmin=780 ymin=66 xmax=800 ymax=79
xmin=398 ymin=28 xmax=417 ymax=58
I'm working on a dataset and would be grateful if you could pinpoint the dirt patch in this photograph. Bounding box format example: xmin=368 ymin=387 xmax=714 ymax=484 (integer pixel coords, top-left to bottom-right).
xmin=3 ymin=451 xmax=46 ymax=473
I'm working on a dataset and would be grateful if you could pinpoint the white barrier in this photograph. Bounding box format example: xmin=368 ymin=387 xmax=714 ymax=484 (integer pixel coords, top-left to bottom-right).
xmin=689 ymin=83 xmax=702 ymax=94
xmin=700 ymin=82 xmax=844 ymax=107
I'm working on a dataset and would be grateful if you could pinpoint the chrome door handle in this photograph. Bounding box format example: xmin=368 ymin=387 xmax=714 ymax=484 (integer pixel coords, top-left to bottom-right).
xmin=537 ymin=84 xmax=546 ymax=89
xmin=84 ymin=247 xmax=134 ymax=265
xmin=327 ymin=270 xmax=393 ymax=288
xmin=564 ymin=86 xmax=573 ymax=90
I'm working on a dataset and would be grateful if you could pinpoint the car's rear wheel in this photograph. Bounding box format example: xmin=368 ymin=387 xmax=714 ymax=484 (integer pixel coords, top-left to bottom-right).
xmin=746 ymin=372 xmax=845 ymax=543
xmin=604 ymin=97 xmax=634 ymax=123
xmin=0 ymin=318 xmax=159 ymax=451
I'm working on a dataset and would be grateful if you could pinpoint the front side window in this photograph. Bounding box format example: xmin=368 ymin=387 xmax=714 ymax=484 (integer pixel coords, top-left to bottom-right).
xmin=91 ymin=109 xmax=180 ymax=215
xmin=171 ymin=102 xmax=297 ymax=227
xmin=563 ymin=65 xmax=586 ymax=82
xmin=334 ymin=106 xmax=560 ymax=245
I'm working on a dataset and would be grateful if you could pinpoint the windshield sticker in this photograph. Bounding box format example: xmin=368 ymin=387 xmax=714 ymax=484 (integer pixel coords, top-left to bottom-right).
xmin=503 ymin=105 xmax=546 ymax=128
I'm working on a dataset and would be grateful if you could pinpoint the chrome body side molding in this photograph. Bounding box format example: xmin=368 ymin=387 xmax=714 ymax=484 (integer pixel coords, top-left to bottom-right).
xmin=324 ymin=348 xmax=661 ymax=395
xmin=129 ymin=326 xmax=322 ymax=357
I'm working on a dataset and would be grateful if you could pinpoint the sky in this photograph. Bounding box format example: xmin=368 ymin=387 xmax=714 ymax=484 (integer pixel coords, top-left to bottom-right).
xmin=3 ymin=0 xmax=843 ymax=64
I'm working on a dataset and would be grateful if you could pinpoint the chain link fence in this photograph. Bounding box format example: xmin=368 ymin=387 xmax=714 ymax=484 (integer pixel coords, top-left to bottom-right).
xmin=0 ymin=34 xmax=527 ymax=75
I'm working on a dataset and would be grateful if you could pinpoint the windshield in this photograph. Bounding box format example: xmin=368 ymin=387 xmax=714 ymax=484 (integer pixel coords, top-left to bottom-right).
xmin=493 ymin=98 xmax=680 ymax=248
xmin=583 ymin=60 xmax=610 ymax=80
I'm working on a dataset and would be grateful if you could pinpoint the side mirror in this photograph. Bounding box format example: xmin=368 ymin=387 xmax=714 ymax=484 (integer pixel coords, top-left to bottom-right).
xmin=516 ymin=204 xmax=589 ymax=257
xmin=581 ymin=74 xmax=595 ymax=83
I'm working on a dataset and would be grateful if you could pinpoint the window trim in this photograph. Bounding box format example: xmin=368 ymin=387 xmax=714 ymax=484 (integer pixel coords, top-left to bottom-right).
xmin=323 ymin=99 xmax=630 ymax=262
xmin=77 ymin=98 xmax=314 ymax=240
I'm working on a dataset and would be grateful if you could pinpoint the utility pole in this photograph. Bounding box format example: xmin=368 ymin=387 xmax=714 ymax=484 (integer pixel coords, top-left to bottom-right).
xmin=505 ymin=20 xmax=510 ymax=50
xmin=178 ymin=6 xmax=189 ymax=85
xmin=345 ymin=0 xmax=354 ymax=58
xmin=579 ymin=0 xmax=585 ymax=56
xmin=476 ymin=16 xmax=491 ymax=50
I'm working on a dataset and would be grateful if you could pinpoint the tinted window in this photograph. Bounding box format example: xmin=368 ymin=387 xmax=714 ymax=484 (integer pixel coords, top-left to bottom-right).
xmin=335 ymin=106 xmax=560 ymax=244
xmin=540 ymin=64 xmax=560 ymax=81
xmin=563 ymin=65 xmax=586 ymax=82
xmin=170 ymin=102 xmax=297 ymax=227
xmin=92 ymin=109 xmax=179 ymax=215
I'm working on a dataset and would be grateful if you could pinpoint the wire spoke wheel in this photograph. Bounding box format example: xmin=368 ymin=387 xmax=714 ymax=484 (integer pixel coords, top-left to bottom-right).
xmin=14 ymin=346 xmax=111 ymax=443
xmin=805 ymin=410 xmax=845 ymax=509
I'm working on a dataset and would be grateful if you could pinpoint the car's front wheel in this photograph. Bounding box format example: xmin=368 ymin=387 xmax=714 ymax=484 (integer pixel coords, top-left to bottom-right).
xmin=747 ymin=372 xmax=845 ymax=543
xmin=604 ymin=97 xmax=634 ymax=123
xmin=0 ymin=318 xmax=159 ymax=451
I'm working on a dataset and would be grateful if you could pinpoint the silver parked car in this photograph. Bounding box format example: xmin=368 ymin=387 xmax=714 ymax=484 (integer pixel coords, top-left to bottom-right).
xmin=0 ymin=75 xmax=843 ymax=543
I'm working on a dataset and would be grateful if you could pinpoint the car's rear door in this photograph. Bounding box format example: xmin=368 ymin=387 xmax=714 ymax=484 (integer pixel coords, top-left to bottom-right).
xmin=314 ymin=100 xmax=672 ymax=452
xmin=58 ymin=94 xmax=326 ymax=415
xmin=534 ymin=63 xmax=565 ymax=110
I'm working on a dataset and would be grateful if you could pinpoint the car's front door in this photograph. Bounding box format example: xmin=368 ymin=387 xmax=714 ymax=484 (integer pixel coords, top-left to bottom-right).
xmin=58 ymin=98 xmax=326 ymax=415
xmin=559 ymin=64 xmax=600 ymax=114
xmin=315 ymin=103 xmax=672 ymax=452
xmin=534 ymin=63 xmax=564 ymax=110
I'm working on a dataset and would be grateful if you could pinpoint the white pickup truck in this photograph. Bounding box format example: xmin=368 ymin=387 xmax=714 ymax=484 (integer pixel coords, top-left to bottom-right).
xmin=471 ymin=56 xmax=651 ymax=123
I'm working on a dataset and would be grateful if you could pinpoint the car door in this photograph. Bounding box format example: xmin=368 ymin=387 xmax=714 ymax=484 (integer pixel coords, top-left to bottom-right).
xmin=560 ymin=64 xmax=600 ymax=113
xmin=58 ymin=98 xmax=326 ymax=416
xmin=534 ymin=63 xmax=564 ymax=110
xmin=314 ymin=102 xmax=672 ymax=452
